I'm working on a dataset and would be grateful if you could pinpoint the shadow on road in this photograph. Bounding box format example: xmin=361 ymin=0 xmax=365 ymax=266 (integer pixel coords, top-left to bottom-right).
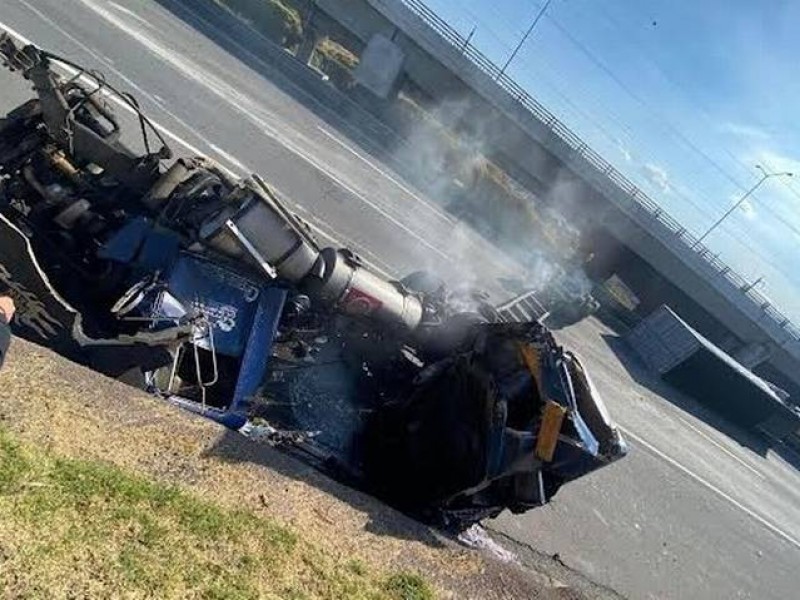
xmin=202 ymin=429 xmax=450 ymax=548
xmin=592 ymin=307 xmax=637 ymax=336
xmin=599 ymin=332 xmax=780 ymax=458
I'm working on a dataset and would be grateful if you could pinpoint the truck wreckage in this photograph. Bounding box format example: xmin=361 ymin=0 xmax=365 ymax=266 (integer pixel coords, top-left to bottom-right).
xmin=0 ymin=37 xmax=627 ymax=528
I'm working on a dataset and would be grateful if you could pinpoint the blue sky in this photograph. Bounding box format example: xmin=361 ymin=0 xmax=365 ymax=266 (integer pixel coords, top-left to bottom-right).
xmin=424 ymin=0 xmax=800 ymax=322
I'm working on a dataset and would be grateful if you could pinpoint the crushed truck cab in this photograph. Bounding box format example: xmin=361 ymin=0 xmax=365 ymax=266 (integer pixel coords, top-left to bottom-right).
xmin=0 ymin=37 xmax=627 ymax=528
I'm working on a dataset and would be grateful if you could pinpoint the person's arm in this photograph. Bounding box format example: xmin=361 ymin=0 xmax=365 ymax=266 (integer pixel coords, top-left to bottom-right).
xmin=0 ymin=297 xmax=15 ymax=370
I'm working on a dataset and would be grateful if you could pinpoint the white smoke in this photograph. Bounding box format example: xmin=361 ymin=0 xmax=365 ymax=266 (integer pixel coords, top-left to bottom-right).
xmin=386 ymin=93 xmax=594 ymax=304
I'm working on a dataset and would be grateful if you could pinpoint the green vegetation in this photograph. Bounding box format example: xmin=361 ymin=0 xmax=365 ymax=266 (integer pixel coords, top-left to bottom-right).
xmin=0 ymin=427 xmax=433 ymax=599
xmin=383 ymin=573 xmax=434 ymax=600
xmin=218 ymin=1 xmax=360 ymax=87
xmin=218 ymin=0 xmax=304 ymax=48
xmin=309 ymin=36 xmax=360 ymax=88
xmin=314 ymin=37 xmax=359 ymax=70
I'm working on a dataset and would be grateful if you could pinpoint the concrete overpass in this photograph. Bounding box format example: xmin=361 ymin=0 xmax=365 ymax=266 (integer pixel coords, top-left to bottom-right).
xmin=292 ymin=0 xmax=800 ymax=395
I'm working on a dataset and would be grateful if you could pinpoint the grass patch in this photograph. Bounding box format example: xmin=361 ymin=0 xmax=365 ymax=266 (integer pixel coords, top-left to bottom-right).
xmin=0 ymin=427 xmax=433 ymax=599
xmin=217 ymin=0 xmax=304 ymax=48
xmin=383 ymin=573 xmax=434 ymax=600
xmin=315 ymin=37 xmax=359 ymax=70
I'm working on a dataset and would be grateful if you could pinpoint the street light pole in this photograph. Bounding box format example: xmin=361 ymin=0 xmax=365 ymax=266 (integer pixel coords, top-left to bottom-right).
xmin=695 ymin=165 xmax=793 ymax=246
xmin=461 ymin=25 xmax=476 ymax=52
xmin=740 ymin=275 xmax=764 ymax=293
xmin=497 ymin=0 xmax=554 ymax=78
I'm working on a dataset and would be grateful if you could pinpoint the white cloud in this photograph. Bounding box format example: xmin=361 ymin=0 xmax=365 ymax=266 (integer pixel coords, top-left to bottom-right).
xmin=641 ymin=162 xmax=670 ymax=193
xmin=615 ymin=138 xmax=632 ymax=162
xmin=739 ymin=199 xmax=757 ymax=219
xmin=755 ymin=149 xmax=800 ymax=174
xmin=725 ymin=191 xmax=758 ymax=220
xmin=719 ymin=122 xmax=771 ymax=141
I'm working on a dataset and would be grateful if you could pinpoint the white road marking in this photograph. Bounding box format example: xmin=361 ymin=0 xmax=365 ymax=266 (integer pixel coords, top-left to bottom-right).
xmin=672 ymin=413 xmax=766 ymax=480
xmin=0 ymin=13 xmax=32 ymax=43
xmin=621 ymin=426 xmax=800 ymax=551
xmin=315 ymin=125 xmax=456 ymax=225
xmin=12 ymin=1 xmax=214 ymax=161
xmin=206 ymin=142 xmax=251 ymax=174
xmin=0 ymin=16 xmax=390 ymax=278
xmin=72 ymin=0 xmax=452 ymax=262
xmin=256 ymin=119 xmax=453 ymax=261
xmin=18 ymin=0 xmax=140 ymax=92
xmin=107 ymin=1 xmax=154 ymax=29
xmin=592 ymin=508 xmax=609 ymax=527
xmin=2 ymin=6 xmax=441 ymax=270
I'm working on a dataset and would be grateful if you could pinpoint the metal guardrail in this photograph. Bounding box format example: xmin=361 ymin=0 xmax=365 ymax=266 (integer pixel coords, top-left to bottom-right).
xmin=399 ymin=0 xmax=800 ymax=345
xmin=497 ymin=291 xmax=549 ymax=324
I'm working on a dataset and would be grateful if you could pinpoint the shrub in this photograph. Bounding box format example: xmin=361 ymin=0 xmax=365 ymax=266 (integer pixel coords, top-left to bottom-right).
xmin=219 ymin=0 xmax=304 ymax=48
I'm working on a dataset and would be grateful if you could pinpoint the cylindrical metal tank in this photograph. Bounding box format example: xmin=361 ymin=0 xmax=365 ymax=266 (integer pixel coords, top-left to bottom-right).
xmin=308 ymin=248 xmax=423 ymax=331
xmin=200 ymin=183 xmax=319 ymax=282
xmin=199 ymin=179 xmax=422 ymax=331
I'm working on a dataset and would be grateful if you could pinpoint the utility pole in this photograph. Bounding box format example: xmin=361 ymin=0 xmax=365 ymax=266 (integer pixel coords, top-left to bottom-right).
xmin=461 ymin=26 xmax=476 ymax=52
xmin=695 ymin=165 xmax=793 ymax=246
xmin=497 ymin=0 xmax=554 ymax=78
xmin=741 ymin=276 xmax=764 ymax=293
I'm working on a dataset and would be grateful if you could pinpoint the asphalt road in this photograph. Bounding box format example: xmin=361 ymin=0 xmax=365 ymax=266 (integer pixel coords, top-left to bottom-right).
xmin=0 ymin=0 xmax=529 ymax=299
xmin=1 ymin=1 xmax=799 ymax=598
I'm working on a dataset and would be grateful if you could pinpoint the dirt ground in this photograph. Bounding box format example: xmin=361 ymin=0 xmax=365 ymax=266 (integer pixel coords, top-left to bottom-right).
xmin=0 ymin=337 xmax=619 ymax=599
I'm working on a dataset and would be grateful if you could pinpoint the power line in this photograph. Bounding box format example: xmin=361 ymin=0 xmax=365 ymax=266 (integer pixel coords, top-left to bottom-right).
xmin=722 ymin=218 xmax=800 ymax=280
xmin=542 ymin=13 xmax=751 ymax=195
xmin=591 ymin=9 xmax=800 ymax=254
xmin=766 ymin=182 xmax=800 ymax=241
xmin=456 ymin=5 xmax=736 ymax=215
xmin=665 ymin=183 xmax=721 ymax=224
xmin=437 ymin=4 xmax=718 ymax=221
xmin=530 ymin=6 xmax=800 ymax=277
xmin=434 ymin=5 xmax=666 ymax=193
xmin=456 ymin=3 xmax=530 ymax=44
xmin=498 ymin=0 xmax=554 ymax=77
xmin=592 ymin=3 xmax=759 ymax=185
xmin=492 ymin=42 xmax=729 ymax=220
xmin=695 ymin=167 xmax=792 ymax=245
xmin=434 ymin=1 xmax=800 ymax=310
xmin=463 ymin=1 xmax=761 ymax=201
xmin=481 ymin=4 xmax=759 ymax=218
xmin=471 ymin=4 xmax=645 ymax=143
xmin=534 ymin=4 xmax=800 ymax=314
xmin=504 ymin=11 xmax=752 ymax=221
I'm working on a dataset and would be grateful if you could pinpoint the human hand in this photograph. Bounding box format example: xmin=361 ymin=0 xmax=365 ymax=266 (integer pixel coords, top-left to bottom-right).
xmin=0 ymin=296 xmax=15 ymax=324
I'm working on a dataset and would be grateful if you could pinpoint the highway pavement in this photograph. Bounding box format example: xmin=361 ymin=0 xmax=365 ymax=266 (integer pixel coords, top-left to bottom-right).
xmin=0 ymin=0 xmax=529 ymax=298
xmin=1 ymin=1 xmax=799 ymax=598
xmin=493 ymin=317 xmax=800 ymax=599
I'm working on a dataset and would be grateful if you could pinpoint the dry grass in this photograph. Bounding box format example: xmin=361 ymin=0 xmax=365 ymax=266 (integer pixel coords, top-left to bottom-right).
xmin=216 ymin=0 xmax=303 ymax=47
xmin=0 ymin=340 xmax=575 ymax=599
xmin=316 ymin=37 xmax=359 ymax=70
xmin=0 ymin=427 xmax=433 ymax=599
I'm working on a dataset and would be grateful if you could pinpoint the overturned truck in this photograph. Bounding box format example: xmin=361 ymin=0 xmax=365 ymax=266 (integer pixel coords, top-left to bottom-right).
xmin=0 ymin=38 xmax=626 ymax=528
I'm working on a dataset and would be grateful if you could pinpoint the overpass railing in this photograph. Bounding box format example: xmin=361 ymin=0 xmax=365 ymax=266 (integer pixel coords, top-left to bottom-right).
xmin=399 ymin=0 xmax=800 ymax=345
